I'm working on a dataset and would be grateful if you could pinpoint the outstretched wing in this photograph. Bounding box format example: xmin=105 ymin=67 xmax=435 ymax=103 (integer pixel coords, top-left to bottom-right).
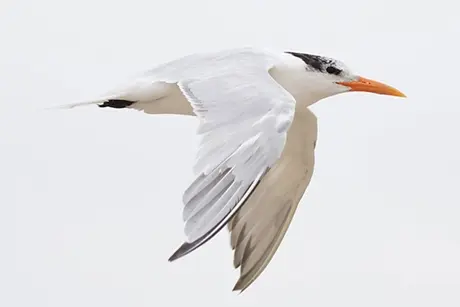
xmin=228 ymin=108 xmax=317 ymax=292
xmin=168 ymin=67 xmax=297 ymax=262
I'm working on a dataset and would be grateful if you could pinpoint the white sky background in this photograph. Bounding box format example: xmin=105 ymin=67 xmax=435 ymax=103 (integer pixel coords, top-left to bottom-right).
xmin=1 ymin=0 xmax=459 ymax=306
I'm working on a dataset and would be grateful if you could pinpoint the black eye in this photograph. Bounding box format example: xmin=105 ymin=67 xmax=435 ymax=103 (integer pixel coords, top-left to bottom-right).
xmin=326 ymin=66 xmax=342 ymax=75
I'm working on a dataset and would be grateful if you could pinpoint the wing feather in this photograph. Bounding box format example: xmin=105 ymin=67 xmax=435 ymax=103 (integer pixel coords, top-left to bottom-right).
xmin=169 ymin=62 xmax=296 ymax=256
xmin=157 ymin=51 xmax=316 ymax=292
xmin=174 ymin=70 xmax=296 ymax=245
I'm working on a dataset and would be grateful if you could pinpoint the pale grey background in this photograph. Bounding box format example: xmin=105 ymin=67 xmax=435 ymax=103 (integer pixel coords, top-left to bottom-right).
xmin=1 ymin=0 xmax=459 ymax=306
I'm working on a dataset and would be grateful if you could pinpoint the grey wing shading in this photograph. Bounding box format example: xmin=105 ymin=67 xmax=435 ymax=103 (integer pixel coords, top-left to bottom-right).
xmin=227 ymin=108 xmax=318 ymax=292
xmin=168 ymin=64 xmax=297 ymax=265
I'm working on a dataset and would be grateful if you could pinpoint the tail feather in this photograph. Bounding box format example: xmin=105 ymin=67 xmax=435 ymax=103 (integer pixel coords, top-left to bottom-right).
xmin=45 ymin=80 xmax=175 ymax=112
xmin=44 ymin=95 xmax=115 ymax=110
xmin=45 ymin=95 xmax=136 ymax=111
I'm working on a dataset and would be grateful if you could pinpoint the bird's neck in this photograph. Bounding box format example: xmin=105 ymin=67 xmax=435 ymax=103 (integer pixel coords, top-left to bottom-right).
xmin=270 ymin=53 xmax=328 ymax=108
xmin=270 ymin=70 xmax=325 ymax=108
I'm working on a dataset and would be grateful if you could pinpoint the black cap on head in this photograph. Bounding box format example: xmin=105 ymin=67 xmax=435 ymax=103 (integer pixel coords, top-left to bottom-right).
xmin=285 ymin=51 xmax=343 ymax=76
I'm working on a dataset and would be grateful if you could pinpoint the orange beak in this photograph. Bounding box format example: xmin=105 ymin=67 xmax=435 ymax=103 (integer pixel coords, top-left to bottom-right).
xmin=337 ymin=76 xmax=406 ymax=98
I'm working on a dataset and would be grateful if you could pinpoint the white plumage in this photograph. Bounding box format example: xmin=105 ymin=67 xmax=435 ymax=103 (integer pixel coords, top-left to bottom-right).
xmin=56 ymin=47 xmax=405 ymax=292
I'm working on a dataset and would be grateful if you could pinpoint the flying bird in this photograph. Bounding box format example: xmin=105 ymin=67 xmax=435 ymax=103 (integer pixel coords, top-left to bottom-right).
xmin=56 ymin=47 xmax=405 ymax=292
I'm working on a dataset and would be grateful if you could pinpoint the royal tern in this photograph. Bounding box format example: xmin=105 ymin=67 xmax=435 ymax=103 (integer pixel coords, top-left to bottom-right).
xmin=57 ymin=47 xmax=406 ymax=292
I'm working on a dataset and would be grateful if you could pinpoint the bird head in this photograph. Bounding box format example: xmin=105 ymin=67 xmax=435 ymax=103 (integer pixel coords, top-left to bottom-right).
xmin=285 ymin=52 xmax=406 ymax=101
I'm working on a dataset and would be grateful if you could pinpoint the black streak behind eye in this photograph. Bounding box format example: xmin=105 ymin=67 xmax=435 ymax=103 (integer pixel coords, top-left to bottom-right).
xmin=326 ymin=66 xmax=342 ymax=75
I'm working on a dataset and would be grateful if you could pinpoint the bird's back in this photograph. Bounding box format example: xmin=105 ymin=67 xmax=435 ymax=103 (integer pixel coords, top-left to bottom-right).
xmin=143 ymin=47 xmax=280 ymax=82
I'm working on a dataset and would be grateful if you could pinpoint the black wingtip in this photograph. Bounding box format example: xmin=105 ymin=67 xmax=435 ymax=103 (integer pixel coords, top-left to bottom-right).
xmin=232 ymin=279 xmax=247 ymax=294
xmin=98 ymin=99 xmax=136 ymax=109
xmin=232 ymin=283 xmax=242 ymax=292
xmin=168 ymin=242 xmax=194 ymax=262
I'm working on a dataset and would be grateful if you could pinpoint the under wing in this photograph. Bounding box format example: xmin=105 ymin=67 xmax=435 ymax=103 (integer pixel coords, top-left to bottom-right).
xmin=228 ymin=108 xmax=317 ymax=291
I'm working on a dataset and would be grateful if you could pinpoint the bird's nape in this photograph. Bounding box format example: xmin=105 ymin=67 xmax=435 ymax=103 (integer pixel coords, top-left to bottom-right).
xmin=337 ymin=76 xmax=406 ymax=97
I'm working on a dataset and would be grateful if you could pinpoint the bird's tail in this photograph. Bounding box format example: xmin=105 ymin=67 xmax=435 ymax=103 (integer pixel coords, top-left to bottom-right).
xmin=44 ymin=79 xmax=168 ymax=111
xmin=44 ymin=94 xmax=122 ymax=111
